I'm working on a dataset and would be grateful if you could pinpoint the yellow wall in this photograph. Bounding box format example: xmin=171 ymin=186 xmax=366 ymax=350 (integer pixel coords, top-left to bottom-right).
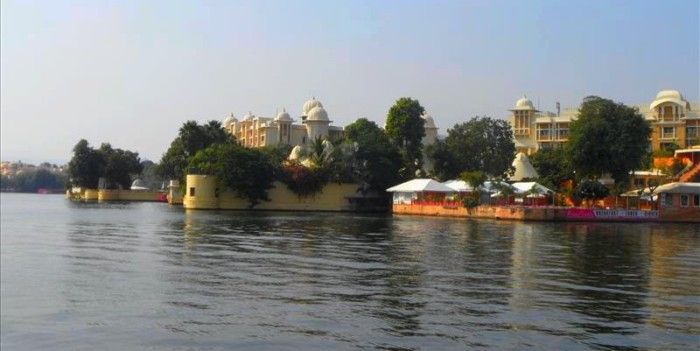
xmin=68 ymin=188 xmax=165 ymax=202
xmin=83 ymin=189 xmax=99 ymax=201
xmin=183 ymin=174 xmax=360 ymax=211
xmin=97 ymin=189 xmax=165 ymax=202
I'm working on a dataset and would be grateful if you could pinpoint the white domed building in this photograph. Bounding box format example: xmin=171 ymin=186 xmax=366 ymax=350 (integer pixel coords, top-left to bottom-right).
xmin=223 ymin=98 xmax=344 ymax=148
xmin=507 ymin=90 xmax=699 ymax=155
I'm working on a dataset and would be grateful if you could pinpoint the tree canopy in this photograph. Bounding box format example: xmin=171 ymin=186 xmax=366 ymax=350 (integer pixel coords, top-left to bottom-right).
xmin=566 ymin=97 xmax=651 ymax=186
xmin=67 ymin=139 xmax=142 ymax=189
xmin=68 ymin=139 xmax=104 ymax=188
xmin=343 ymin=118 xmax=402 ymax=193
xmin=530 ymin=147 xmax=573 ymax=192
xmin=574 ymin=179 xmax=610 ymax=205
xmin=98 ymin=143 xmax=143 ymax=189
xmin=385 ymin=98 xmax=425 ymax=179
xmin=156 ymin=120 xmax=235 ymax=182
xmin=188 ymin=143 xmax=275 ymax=207
xmin=427 ymin=116 xmax=515 ymax=180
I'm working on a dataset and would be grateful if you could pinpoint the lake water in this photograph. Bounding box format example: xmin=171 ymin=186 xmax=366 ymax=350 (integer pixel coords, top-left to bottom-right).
xmin=1 ymin=193 xmax=699 ymax=350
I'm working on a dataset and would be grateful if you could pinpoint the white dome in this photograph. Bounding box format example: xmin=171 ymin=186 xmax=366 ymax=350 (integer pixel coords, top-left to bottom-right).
xmin=243 ymin=111 xmax=254 ymax=121
xmin=513 ymin=96 xmax=535 ymax=110
xmin=223 ymin=113 xmax=237 ymax=127
xmin=306 ymin=106 xmax=329 ymax=122
xmin=275 ymin=108 xmax=292 ymax=122
xmin=655 ymin=90 xmax=683 ymax=100
xmin=650 ymin=89 xmax=690 ymax=110
xmin=303 ymin=97 xmax=323 ymax=115
xmin=422 ymin=113 xmax=437 ymax=129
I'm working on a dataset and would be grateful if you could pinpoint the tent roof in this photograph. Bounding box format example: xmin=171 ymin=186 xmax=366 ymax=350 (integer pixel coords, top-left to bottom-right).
xmin=511 ymin=182 xmax=554 ymax=197
xmin=653 ymin=182 xmax=700 ymax=195
xmin=386 ymin=178 xmax=455 ymax=193
xmin=443 ymin=180 xmax=513 ymax=193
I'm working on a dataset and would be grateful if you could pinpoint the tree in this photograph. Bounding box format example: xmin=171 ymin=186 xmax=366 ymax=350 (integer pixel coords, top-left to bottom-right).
xmin=68 ymin=139 xmax=105 ymax=188
xmin=566 ymin=96 xmax=651 ymax=187
xmin=530 ymin=147 xmax=573 ymax=192
xmin=574 ymin=179 xmax=610 ymax=207
xmin=156 ymin=120 xmax=235 ymax=182
xmin=188 ymin=144 xmax=275 ymax=207
xmin=428 ymin=117 xmax=515 ymax=180
xmin=344 ymin=118 xmax=402 ymax=192
xmin=98 ymin=143 xmax=143 ymax=189
xmin=385 ymin=98 xmax=425 ymax=179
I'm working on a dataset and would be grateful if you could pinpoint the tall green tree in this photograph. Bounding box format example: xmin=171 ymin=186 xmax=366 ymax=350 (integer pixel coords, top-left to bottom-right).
xmin=385 ymin=98 xmax=425 ymax=179
xmin=344 ymin=118 xmax=402 ymax=192
xmin=98 ymin=143 xmax=143 ymax=189
xmin=427 ymin=117 xmax=515 ymax=180
xmin=566 ymin=96 xmax=651 ymax=186
xmin=156 ymin=120 xmax=235 ymax=181
xmin=188 ymin=143 xmax=275 ymax=207
xmin=530 ymin=148 xmax=573 ymax=191
xmin=68 ymin=139 xmax=105 ymax=188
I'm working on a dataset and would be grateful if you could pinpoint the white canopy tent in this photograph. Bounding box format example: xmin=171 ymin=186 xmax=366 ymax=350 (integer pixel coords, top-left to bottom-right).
xmin=443 ymin=180 xmax=514 ymax=193
xmin=490 ymin=181 xmax=554 ymax=198
xmin=386 ymin=179 xmax=455 ymax=204
xmin=386 ymin=179 xmax=454 ymax=193
xmin=511 ymin=182 xmax=554 ymax=197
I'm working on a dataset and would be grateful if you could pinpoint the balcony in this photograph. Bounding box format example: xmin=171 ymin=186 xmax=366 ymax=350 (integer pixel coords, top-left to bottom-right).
xmin=514 ymin=128 xmax=530 ymax=136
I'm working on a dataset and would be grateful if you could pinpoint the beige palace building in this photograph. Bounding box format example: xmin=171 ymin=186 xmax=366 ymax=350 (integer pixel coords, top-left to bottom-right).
xmin=509 ymin=89 xmax=699 ymax=155
xmin=222 ymin=98 xmax=344 ymax=148
xmin=222 ymin=97 xmax=439 ymax=150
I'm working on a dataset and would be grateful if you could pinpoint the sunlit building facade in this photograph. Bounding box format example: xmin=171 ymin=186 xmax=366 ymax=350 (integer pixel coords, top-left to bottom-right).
xmin=222 ymin=98 xmax=343 ymax=148
xmin=509 ymin=89 xmax=699 ymax=155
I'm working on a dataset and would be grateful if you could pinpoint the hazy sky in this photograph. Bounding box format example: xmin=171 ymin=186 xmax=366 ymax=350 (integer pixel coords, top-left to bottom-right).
xmin=2 ymin=0 xmax=698 ymax=163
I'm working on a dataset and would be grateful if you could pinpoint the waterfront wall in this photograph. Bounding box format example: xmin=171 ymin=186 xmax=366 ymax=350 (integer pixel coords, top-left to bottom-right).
xmin=392 ymin=204 xmax=568 ymax=221
xmin=68 ymin=188 xmax=166 ymax=202
xmin=392 ymin=204 xmax=675 ymax=222
xmin=183 ymin=175 xmax=362 ymax=211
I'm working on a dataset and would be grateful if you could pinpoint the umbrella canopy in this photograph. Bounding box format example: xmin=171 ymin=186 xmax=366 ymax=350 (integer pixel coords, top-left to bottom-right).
xmin=386 ymin=179 xmax=455 ymax=193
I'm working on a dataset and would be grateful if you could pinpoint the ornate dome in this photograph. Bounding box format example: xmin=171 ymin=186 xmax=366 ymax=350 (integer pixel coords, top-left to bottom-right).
xmin=422 ymin=112 xmax=437 ymax=129
xmin=650 ymin=89 xmax=690 ymax=110
xmin=303 ymin=97 xmax=323 ymax=116
xmin=306 ymin=106 xmax=329 ymax=122
xmin=655 ymin=90 xmax=683 ymax=100
xmin=275 ymin=108 xmax=292 ymax=122
xmin=223 ymin=113 xmax=237 ymax=127
xmin=512 ymin=96 xmax=535 ymax=111
xmin=243 ymin=111 xmax=255 ymax=121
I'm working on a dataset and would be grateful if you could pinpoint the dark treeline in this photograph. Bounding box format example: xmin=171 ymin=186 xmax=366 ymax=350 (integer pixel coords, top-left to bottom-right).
xmin=0 ymin=167 xmax=67 ymax=192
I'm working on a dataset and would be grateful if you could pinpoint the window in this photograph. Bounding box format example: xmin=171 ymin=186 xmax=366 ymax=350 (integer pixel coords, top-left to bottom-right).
xmin=680 ymin=194 xmax=689 ymax=207
xmin=694 ymin=194 xmax=700 ymax=207
xmin=662 ymin=127 xmax=675 ymax=139
xmin=663 ymin=193 xmax=673 ymax=207
xmin=189 ymin=187 xmax=195 ymax=197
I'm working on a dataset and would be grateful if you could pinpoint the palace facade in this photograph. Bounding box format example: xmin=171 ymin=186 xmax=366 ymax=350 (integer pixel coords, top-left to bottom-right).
xmin=222 ymin=97 xmax=439 ymax=150
xmin=509 ymin=89 xmax=699 ymax=154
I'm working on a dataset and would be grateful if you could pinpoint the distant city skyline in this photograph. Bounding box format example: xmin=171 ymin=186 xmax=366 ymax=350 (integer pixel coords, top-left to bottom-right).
xmin=1 ymin=0 xmax=698 ymax=163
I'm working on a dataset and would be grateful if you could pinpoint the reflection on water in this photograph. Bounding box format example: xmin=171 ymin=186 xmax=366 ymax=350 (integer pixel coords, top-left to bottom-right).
xmin=1 ymin=193 xmax=699 ymax=350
